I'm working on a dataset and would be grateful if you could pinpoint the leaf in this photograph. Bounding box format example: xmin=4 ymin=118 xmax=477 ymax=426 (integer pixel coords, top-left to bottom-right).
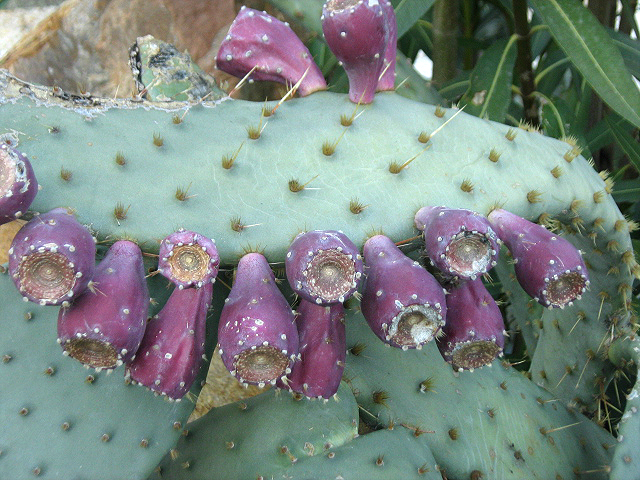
xmin=608 ymin=28 xmax=640 ymax=80
xmin=606 ymin=117 xmax=640 ymax=175
xmin=459 ymin=37 xmax=517 ymax=121
xmin=529 ymin=0 xmax=640 ymax=129
xmin=392 ymin=0 xmax=435 ymax=37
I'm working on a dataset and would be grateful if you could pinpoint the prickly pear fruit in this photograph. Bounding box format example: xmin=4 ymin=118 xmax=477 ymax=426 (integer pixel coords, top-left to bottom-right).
xmin=438 ymin=278 xmax=505 ymax=371
xmin=218 ymin=253 xmax=298 ymax=387
xmin=286 ymin=230 xmax=363 ymax=305
xmin=157 ymin=229 xmax=220 ymax=289
xmin=414 ymin=206 xmax=500 ymax=279
xmin=280 ymin=300 xmax=346 ymax=399
xmin=57 ymin=240 xmax=149 ymax=369
xmin=127 ymin=282 xmax=213 ymax=399
xmin=361 ymin=234 xmax=446 ymax=349
xmin=8 ymin=208 xmax=95 ymax=306
xmin=377 ymin=0 xmax=397 ymax=91
xmin=487 ymin=208 xmax=589 ymax=308
xmin=322 ymin=0 xmax=388 ymax=103
xmin=0 ymin=144 xmax=38 ymax=225
xmin=217 ymin=6 xmax=327 ymax=96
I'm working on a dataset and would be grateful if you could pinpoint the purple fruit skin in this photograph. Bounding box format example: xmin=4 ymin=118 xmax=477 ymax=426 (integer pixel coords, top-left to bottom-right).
xmin=377 ymin=0 xmax=397 ymax=91
xmin=218 ymin=252 xmax=298 ymax=384
xmin=127 ymin=282 xmax=213 ymax=399
xmin=280 ymin=301 xmax=346 ymax=399
xmin=414 ymin=206 xmax=500 ymax=279
xmin=438 ymin=278 xmax=505 ymax=368
xmin=285 ymin=229 xmax=363 ymax=305
xmin=361 ymin=235 xmax=446 ymax=348
xmin=217 ymin=7 xmax=327 ymax=96
xmin=157 ymin=229 xmax=220 ymax=288
xmin=322 ymin=0 xmax=389 ymax=103
xmin=57 ymin=240 xmax=149 ymax=368
xmin=487 ymin=208 xmax=589 ymax=308
xmin=0 ymin=144 xmax=38 ymax=226
xmin=8 ymin=208 xmax=96 ymax=305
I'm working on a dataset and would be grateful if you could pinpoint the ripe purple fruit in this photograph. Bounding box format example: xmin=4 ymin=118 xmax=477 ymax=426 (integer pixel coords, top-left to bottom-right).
xmin=286 ymin=230 xmax=363 ymax=305
xmin=438 ymin=278 xmax=505 ymax=371
xmin=361 ymin=235 xmax=446 ymax=349
xmin=127 ymin=282 xmax=213 ymax=400
xmin=487 ymin=208 xmax=589 ymax=308
xmin=57 ymin=241 xmax=149 ymax=369
xmin=8 ymin=208 xmax=96 ymax=306
xmin=280 ymin=301 xmax=346 ymax=399
xmin=217 ymin=7 xmax=327 ymax=96
xmin=218 ymin=253 xmax=298 ymax=387
xmin=0 ymin=144 xmax=38 ymax=225
xmin=414 ymin=206 xmax=500 ymax=279
xmin=322 ymin=0 xmax=389 ymax=103
xmin=157 ymin=229 xmax=220 ymax=288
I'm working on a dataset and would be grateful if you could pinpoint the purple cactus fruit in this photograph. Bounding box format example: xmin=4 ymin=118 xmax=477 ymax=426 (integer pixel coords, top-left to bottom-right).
xmin=8 ymin=208 xmax=96 ymax=306
xmin=285 ymin=230 xmax=363 ymax=305
xmin=0 ymin=144 xmax=38 ymax=226
xmin=57 ymin=240 xmax=149 ymax=369
xmin=216 ymin=7 xmax=327 ymax=96
xmin=414 ymin=206 xmax=500 ymax=279
xmin=487 ymin=208 xmax=589 ymax=308
xmin=127 ymin=282 xmax=213 ymax=399
xmin=218 ymin=253 xmax=299 ymax=387
xmin=377 ymin=0 xmax=397 ymax=91
xmin=361 ymin=235 xmax=446 ymax=349
xmin=322 ymin=0 xmax=389 ymax=103
xmin=279 ymin=301 xmax=346 ymax=399
xmin=438 ymin=278 xmax=505 ymax=371
xmin=157 ymin=229 xmax=220 ymax=289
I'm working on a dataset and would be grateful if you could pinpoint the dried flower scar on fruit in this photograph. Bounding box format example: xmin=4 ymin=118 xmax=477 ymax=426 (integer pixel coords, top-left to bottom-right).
xmin=217 ymin=7 xmax=327 ymax=96
xmin=414 ymin=206 xmax=500 ymax=280
xmin=127 ymin=282 xmax=213 ymax=400
xmin=0 ymin=144 xmax=38 ymax=225
xmin=279 ymin=300 xmax=346 ymax=399
xmin=361 ymin=234 xmax=446 ymax=349
xmin=218 ymin=253 xmax=298 ymax=387
xmin=438 ymin=278 xmax=505 ymax=371
xmin=286 ymin=229 xmax=363 ymax=305
xmin=8 ymin=208 xmax=95 ymax=306
xmin=157 ymin=229 xmax=220 ymax=288
xmin=57 ymin=240 xmax=149 ymax=369
xmin=322 ymin=0 xmax=389 ymax=103
xmin=487 ymin=208 xmax=589 ymax=308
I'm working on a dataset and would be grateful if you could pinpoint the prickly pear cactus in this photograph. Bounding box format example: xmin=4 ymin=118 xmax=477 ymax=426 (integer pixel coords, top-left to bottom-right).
xmin=0 ymin=60 xmax=637 ymax=479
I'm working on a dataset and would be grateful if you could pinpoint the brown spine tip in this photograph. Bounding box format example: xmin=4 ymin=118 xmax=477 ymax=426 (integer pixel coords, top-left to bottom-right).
xmin=322 ymin=140 xmax=336 ymax=156
xmin=246 ymin=125 xmax=261 ymax=140
xmin=113 ymin=203 xmax=130 ymax=223
xmin=614 ymin=219 xmax=627 ymax=232
xmin=418 ymin=131 xmax=430 ymax=144
xmin=460 ymin=179 xmax=474 ymax=193
xmin=230 ymin=216 xmax=245 ymax=232
xmin=488 ymin=148 xmax=501 ymax=163
xmin=375 ymin=455 xmax=384 ymax=466
xmin=448 ymin=428 xmax=458 ymax=440
xmin=288 ymin=174 xmax=318 ymax=193
xmin=115 ymin=152 xmax=126 ymax=166
xmin=172 ymin=114 xmax=183 ymax=124
xmin=153 ymin=133 xmax=164 ymax=147
xmin=550 ymin=166 xmax=563 ymax=178
xmin=434 ymin=105 xmax=445 ymax=118
xmin=175 ymin=183 xmax=194 ymax=201
xmin=570 ymin=199 xmax=583 ymax=214
xmin=60 ymin=167 xmax=72 ymax=182
xmin=563 ymin=146 xmax=582 ymax=162
xmin=349 ymin=342 xmax=366 ymax=355
xmin=527 ymin=190 xmax=543 ymax=203
xmin=349 ymin=198 xmax=369 ymax=214
xmin=340 ymin=113 xmax=353 ymax=127
xmin=505 ymin=128 xmax=517 ymax=141
xmin=372 ymin=389 xmax=390 ymax=407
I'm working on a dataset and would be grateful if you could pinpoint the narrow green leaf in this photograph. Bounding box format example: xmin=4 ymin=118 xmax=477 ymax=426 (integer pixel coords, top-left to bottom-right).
xmin=459 ymin=36 xmax=517 ymax=121
xmin=606 ymin=117 xmax=640 ymax=175
xmin=529 ymin=0 xmax=640 ymax=129
xmin=608 ymin=28 xmax=640 ymax=80
xmin=393 ymin=0 xmax=435 ymax=37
